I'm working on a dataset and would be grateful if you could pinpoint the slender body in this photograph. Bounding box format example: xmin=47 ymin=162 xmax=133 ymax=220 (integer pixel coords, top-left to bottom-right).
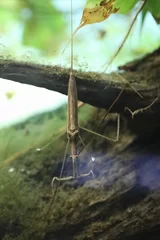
xmin=67 ymin=73 xmax=78 ymax=138
xmin=67 ymin=72 xmax=79 ymax=178
xmin=51 ymin=0 xmax=120 ymax=186
xmin=51 ymin=0 xmax=93 ymax=185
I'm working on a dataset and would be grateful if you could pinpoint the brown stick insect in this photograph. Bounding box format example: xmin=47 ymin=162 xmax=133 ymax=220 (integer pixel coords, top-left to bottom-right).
xmin=36 ymin=0 xmax=121 ymax=187
xmin=53 ymin=0 xmax=123 ymax=186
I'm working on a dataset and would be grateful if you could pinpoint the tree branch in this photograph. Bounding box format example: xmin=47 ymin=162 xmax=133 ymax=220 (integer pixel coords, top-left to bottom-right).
xmin=0 ymin=48 xmax=159 ymax=112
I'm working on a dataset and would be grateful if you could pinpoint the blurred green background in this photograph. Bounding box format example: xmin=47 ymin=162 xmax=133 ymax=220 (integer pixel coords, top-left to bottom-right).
xmin=0 ymin=0 xmax=159 ymax=69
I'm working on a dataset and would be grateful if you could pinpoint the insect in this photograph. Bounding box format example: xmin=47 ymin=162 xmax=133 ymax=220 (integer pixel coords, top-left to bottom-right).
xmin=35 ymin=0 xmax=122 ymax=190
xmin=51 ymin=0 xmax=122 ymax=186
xmin=51 ymin=3 xmax=94 ymax=183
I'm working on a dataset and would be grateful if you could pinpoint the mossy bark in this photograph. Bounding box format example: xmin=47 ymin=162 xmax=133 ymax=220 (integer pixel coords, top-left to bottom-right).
xmin=0 ymin=48 xmax=160 ymax=111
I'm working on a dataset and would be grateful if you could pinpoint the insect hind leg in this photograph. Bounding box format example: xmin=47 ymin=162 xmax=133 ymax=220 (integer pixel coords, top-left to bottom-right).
xmin=51 ymin=138 xmax=94 ymax=190
xmin=80 ymin=113 xmax=120 ymax=143
xmin=51 ymin=166 xmax=94 ymax=189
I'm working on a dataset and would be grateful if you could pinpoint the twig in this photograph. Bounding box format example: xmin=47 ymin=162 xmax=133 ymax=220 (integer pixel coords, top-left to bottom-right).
xmin=113 ymin=72 xmax=143 ymax=98
xmin=104 ymin=0 xmax=147 ymax=70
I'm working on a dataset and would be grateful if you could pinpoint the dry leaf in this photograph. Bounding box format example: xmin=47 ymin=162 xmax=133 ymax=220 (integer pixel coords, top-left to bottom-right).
xmin=81 ymin=0 xmax=119 ymax=26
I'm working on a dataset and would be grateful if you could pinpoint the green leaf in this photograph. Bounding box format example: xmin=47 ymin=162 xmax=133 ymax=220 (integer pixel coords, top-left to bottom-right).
xmin=114 ymin=0 xmax=138 ymax=14
xmin=143 ymin=0 xmax=160 ymax=20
